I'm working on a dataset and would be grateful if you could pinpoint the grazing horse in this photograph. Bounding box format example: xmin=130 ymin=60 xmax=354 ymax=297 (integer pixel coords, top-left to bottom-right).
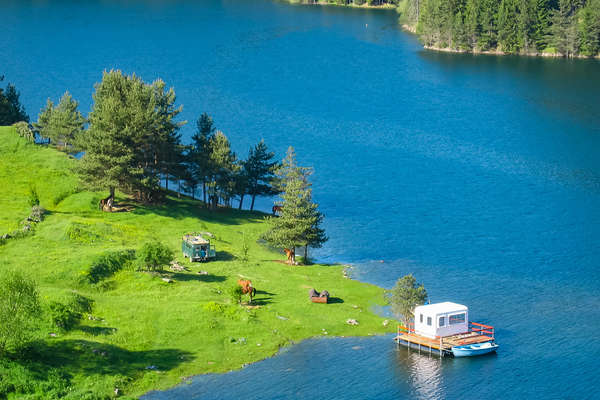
xmin=237 ymin=279 xmax=256 ymax=303
xmin=284 ymin=248 xmax=295 ymax=263
xmin=272 ymin=205 xmax=283 ymax=215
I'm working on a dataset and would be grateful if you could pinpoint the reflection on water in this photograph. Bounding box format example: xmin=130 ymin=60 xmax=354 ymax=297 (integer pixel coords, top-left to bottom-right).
xmin=394 ymin=348 xmax=445 ymax=400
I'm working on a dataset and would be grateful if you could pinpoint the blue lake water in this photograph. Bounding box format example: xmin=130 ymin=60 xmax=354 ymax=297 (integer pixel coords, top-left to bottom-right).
xmin=3 ymin=0 xmax=600 ymax=399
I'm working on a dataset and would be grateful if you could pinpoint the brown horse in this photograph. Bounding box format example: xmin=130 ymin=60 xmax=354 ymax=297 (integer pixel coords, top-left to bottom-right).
xmin=284 ymin=248 xmax=295 ymax=264
xmin=237 ymin=279 xmax=256 ymax=303
xmin=272 ymin=205 xmax=283 ymax=215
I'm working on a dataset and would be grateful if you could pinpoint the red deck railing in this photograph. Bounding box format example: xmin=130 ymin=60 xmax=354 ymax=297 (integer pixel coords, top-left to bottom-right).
xmin=397 ymin=321 xmax=494 ymax=339
xmin=469 ymin=321 xmax=494 ymax=339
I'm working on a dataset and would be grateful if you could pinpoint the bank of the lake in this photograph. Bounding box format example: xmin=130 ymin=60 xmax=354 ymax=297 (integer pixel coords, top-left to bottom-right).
xmin=283 ymin=0 xmax=397 ymax=10
xmin=0 ymin=126 xmax=395 ymax=399
xmin=286 ymin=1 xmax=600 ymax=59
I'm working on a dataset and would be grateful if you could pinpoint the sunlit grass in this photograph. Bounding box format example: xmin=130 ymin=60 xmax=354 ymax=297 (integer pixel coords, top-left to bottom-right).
xmin=0 ymin=126 xmax=394 ymax=398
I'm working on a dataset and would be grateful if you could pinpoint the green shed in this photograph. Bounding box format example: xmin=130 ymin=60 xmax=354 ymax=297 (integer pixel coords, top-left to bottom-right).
xmin=182 ymin=233 xmax=216 ymax=262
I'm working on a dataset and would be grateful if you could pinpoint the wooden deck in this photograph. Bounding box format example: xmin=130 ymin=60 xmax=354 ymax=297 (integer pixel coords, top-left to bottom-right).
xmin=395 ymin=322 xmax=495 ymax=357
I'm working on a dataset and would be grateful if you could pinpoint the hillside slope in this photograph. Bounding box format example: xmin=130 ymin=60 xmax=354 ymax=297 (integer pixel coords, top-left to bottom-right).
xmin=0 ymin=126 xmax=393 ymax=399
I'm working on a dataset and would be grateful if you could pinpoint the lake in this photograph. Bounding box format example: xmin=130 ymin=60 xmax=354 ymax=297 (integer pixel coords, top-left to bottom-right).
xmin=3 ymin=0 xmax=600 ymax=399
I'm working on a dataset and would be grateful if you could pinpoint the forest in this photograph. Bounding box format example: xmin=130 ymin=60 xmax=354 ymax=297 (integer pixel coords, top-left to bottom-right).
xmin=400 ymin=0 xmax=600 ymax=56
xmin=289 ymin=0 xmax=600 ymax=57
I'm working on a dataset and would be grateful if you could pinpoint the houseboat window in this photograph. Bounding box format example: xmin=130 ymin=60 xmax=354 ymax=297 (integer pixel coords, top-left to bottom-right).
xmin=420 ymin=314 xmax=423 ymax=323
xmin=449 ymin=313 xmax=466 ymax=325
xmin=427 ymin=316 xmax=432 ymax=326
xmin=439 ymin=316 xmax=445 ymax=327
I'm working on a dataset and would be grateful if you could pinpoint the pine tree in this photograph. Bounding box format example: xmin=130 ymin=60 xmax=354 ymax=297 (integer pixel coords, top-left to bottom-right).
xmin=498 ymin=0 xmax=520 ymax=52
xmin=189 ymin=113 xmax=216 ymax=205
xmin=465 ymin=0 xmax=481 ymax=49
xmin=33 ymin=99 xmax=54 ymax=143
xmin=207 ymin=131 xmax=237 ymax=209
xmin=33 ymin=91 xmax=85 ymax=151
xmin=531 ymin=0 xmax=551 ymax=51
xmin=578 ymin=0 xmax=600 ymax=56
xmin=243 ymin=140 xmax=279 ymax=211
xmin=78 ymin=70 xmax=182 ymax=205
xmin=262 ymin=147 xmax=327 ymax=264
xmin=551 ymin=0 xmax=579 ymax=56
xmin=478 ymin=0 xmax=499 ymax=50
xmin=0 ymin=76 xmax=29 ymax=125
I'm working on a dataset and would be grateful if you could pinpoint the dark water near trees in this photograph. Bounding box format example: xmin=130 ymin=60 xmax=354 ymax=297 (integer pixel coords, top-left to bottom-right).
xmin=3 ymin=1 xmax=600 ymax=399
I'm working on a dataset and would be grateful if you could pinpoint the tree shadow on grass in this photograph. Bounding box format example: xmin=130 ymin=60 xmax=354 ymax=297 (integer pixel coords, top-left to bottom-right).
xmin=167 ymin=272 xmax=226 ymax=283
xmin=215 ymin=250 xmax=235 ymax=261
xmin=131 ymin=196 xmax=265 ymax=225
xmin=77 ymin=325 xmax=118 ymax=336
xmin=23 ymin=339 xmax=193 ymax=377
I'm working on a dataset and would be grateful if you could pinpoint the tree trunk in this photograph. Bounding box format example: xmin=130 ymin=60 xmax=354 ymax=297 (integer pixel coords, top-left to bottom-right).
xmin=177 ymin=179 xmax=181 ymax=198
xmin=292 ymin=246 xmax=296 ymax=263
xmin=165 ymin=173 xmax=169 ymax=190
xmin=238 ymin=194 xmax=244 ymax=210
xmin=202 ymin=181 xmax=207 ymax=205
xmin=304 ymin=245 xmax=308 ymax=263
xmin=250 ymin=192 xmax=257 ymax=211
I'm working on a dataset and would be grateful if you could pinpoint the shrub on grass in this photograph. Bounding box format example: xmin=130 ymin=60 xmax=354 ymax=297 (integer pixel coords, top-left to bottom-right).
xmin=79 ymin=250 xmax=135 ymax=285
xmin=229 ymin=285 xmax=243 ymax=305
xmin=0 ymin=272 xmax=41 ymax=355
xmin=12 ymin=121 xmax=35 ymax=142
xmin=136 ymin=241 xmax=173 ymax=272
xmin=48 ymin=301 xmax=80 ymax=331
xmin=68 ymin=292 xmax=94 ymax=314
xmin=27 ymin=184 xmax=40 ymax=207
xmin=48 ymin=292 xmax=94 ymax=331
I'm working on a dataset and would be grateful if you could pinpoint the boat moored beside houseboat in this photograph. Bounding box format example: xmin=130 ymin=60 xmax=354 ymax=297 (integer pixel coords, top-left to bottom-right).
xmin=394 ymin=302 xmax=498 ymax=357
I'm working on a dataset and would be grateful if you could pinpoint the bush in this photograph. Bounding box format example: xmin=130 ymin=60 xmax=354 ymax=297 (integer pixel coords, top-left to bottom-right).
xmin=48 ymin=301 xmax=80 ymax=331
xmin=12 ymin=121 xmax=35 ymax=142
xmin=0 ymin=272 xmax=41 ymax=354
xmin=47 ymin=292 xmax=94 ymax=331
xmin=80 ymin=250 xmax=135 ymax=285
xmin=27 ymin=184 xmax=40 ymax=207
xmin=136 ymin=241 xmax=173 ymax=272
xmin=68 ymin=292 xmax=94 ymax=314
xmin=203 ymin=301 xmax=225 ymax=313
xmin=229 ymin=285 xmax=243 ymax=305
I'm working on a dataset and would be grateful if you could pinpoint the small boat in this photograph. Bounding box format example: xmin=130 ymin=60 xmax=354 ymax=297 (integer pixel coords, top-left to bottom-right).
xmin=451 ymin=341 xmax=498 ymax=357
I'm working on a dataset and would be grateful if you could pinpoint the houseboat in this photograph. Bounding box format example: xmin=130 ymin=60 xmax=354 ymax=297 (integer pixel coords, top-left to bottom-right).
xmin=394 ymin=302 xmax=497 ymax=357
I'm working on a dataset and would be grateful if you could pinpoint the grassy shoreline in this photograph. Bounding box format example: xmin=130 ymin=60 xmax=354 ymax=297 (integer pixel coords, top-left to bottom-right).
xmin=0 ymin=126 xmax=395 ymax=398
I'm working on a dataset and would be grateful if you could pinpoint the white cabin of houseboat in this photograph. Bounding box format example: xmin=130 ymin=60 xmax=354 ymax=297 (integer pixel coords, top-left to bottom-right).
xmin=414 ymin=302 xmax=469 ymax=339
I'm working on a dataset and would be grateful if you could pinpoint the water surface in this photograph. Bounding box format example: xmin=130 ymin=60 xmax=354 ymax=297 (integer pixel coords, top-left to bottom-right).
xmin=2 ymin=1 xmax=599 ymax=399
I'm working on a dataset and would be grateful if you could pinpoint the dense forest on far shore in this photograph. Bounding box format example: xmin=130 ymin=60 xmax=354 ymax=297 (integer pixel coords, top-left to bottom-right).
xmin=401 ymin=0 xmax=600 ymax=57
xmin=287 ymin=0 xmax=600 ymax=57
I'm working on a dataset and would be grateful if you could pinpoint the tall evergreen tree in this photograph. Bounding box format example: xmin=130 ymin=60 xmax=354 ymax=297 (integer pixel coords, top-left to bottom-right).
xmin=578 ymin=0 xmax=600 ymax=55
xmin=189 ymin=113 xmax=216 ymax=205
xmin=0 ymin=76 xmax=28 ymax=125
xmin=207 ymin=131 xmax=237 ymax=209
xmin=78 ymin=70 xmax=182 ymax=205
xmin=33 ymin=91 xmax=85 ymax=151
xmin=498 ymin=0 xmax=520 ymax=52
xmin=551 ymin=0 xmax=579 ymax=56
xmin=243 ymin=139 xmax=279 ymax=211
xmin=262 ymin=147 xmax=327 ymax=264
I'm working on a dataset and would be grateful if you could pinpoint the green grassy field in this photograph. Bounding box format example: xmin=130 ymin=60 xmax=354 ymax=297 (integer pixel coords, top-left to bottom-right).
xmin=0 ymin=126 xmax=394 ymax=399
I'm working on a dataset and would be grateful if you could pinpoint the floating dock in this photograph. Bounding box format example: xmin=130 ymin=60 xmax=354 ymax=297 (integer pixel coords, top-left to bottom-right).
xmin=394 ymin=321 xmax=495 ymax=357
